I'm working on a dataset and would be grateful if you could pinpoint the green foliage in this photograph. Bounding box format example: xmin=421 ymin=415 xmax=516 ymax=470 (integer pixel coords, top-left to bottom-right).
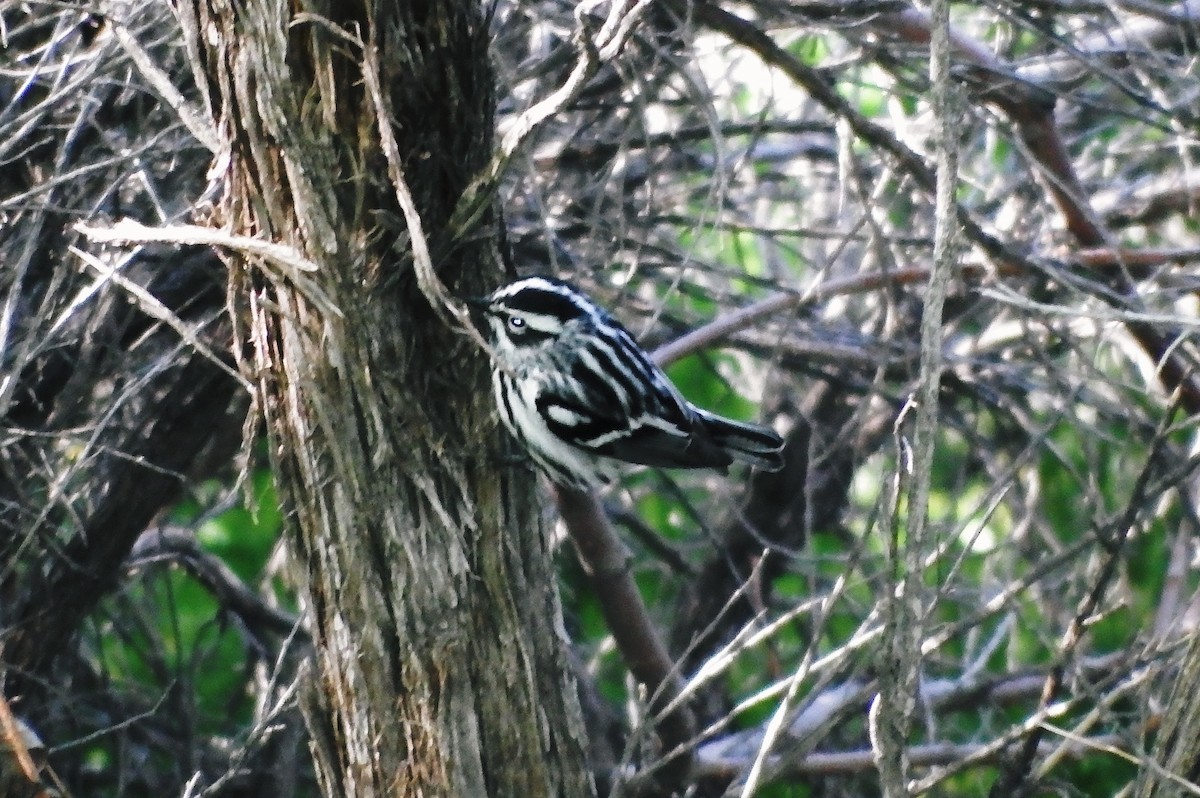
xmin=1055 ymin=754 xmax=1139 ymax=798
xmin=118 ymin=569 xmax=255 ymax=729
xmin=81 ymin=466 xmax=289 ymax=790
xmin=11 ymin=0 xmax=1195 ymax=793
xmin=940 ymin=766 xmax=1000 ymax=795
xmin=756 ymin=779 xmax=815 ymax=797
xmin=1126 ymin=517 xmax=1171 ymax=608
xmin=837 ymin=66 xmax=889 ymax=119
xmin=637 ymin=491 xmax=688 ymax=542
xmin=666 ymin=353 xmax=759 ymax=423
xmin=197 ymin=471 xmax=283 ymax=581
xmin=788 ymin=35 xmax=829 ymax=68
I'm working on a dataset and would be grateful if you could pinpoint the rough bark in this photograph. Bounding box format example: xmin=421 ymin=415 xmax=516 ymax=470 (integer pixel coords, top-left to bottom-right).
xmin=173 ymin=1 xmax=594 ymax=796
xmin=1134 ymin=632 xmax=1200 ymax=797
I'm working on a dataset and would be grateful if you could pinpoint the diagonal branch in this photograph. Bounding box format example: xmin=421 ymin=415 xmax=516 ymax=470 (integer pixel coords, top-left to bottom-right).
xmin=552 ymin=484 xmax=696 ymax=789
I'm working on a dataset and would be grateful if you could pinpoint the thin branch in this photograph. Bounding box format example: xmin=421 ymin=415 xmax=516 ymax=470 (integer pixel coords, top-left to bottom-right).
xmin=989 ymin=400 xmax=1183 ymax=797
xmin=698 ymin=734 xmax=1129 ymax=779
xmin=361 ymin=34 xmax=509 ymax=362
xmin=67 ymin=244 xmax=251 ymax=392
xmin=689 ymin=0 xmax=1014 ymax=265
xmin=107 ymin=9 xmax=219 ymax=153
xmin=74 ymin=219 xmax=342 ymax=320
xmin=651 ymin=245 xmax=1200 ymax=368
xmin=127 ymin=526 xmax=306 ymax=642
xmin=449 ymin=0 xmax=654 ymax=238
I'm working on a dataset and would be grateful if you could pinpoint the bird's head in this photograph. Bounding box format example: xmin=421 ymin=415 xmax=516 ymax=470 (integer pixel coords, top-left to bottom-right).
xmin=467 ymin=277 xmax=598 ymax=366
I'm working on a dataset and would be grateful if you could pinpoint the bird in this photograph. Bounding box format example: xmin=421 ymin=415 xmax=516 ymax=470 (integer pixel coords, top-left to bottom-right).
xmin=467 ymin=275 xmax=785 ymax=489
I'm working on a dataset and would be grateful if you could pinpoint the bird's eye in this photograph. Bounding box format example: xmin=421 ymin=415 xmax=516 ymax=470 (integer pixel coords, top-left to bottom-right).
xmin=507 ymin=316 xmax=527 ymax=331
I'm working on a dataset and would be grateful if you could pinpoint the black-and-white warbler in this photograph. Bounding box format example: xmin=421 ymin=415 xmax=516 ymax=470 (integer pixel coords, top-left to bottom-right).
xmin=469 ymin=276 xmax=785 ymax=489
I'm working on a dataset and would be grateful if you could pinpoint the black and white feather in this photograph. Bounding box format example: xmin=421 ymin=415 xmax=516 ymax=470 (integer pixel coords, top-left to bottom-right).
xmin=469 ymin=276 xmax=785 ymax=489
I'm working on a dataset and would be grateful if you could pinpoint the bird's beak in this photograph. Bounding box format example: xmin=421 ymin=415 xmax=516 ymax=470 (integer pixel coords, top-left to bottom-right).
xmin=462 ymin=296 xmax=491 ymax=331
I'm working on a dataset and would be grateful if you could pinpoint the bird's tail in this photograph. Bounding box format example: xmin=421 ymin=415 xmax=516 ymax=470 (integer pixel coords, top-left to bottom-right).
xmin=696 ymin=409 xmax=785 ymax=472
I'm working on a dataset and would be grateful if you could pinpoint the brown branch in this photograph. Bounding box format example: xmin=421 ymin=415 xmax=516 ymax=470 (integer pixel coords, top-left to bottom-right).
xmin=449 ymin=0 xmax=652 ymax=239
xmin=552 ymin=484 xmax=696 ymax=787
xmin=877 ymin=7 xmax=1107 ymax=244
xmin=6 ymin=340 xmax=245 ymax=693
xmin=1072 ymin=246 xmax=1200 ymax=270
xmin=699 ymin=647 xmax=1139 ymax=786
xmin=667 ymin=378 xmax=861 ymax=716
xmin=1018 ymin=0 xmax=1200 ymax=86
xmin=694 ymin=0 xmax=1200 ymax=416
xmin=1104 ymin=185 xmax=1200 ymax=228
xmin=0 ymin=692 xmax=48 ymax=798
xmin=127 ymin=526 xmax=306 ymax=642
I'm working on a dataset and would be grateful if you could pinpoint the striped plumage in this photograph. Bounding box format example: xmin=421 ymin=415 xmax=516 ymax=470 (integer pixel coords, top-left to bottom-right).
xmin=469 ymin=276 xmax=784 ymax=489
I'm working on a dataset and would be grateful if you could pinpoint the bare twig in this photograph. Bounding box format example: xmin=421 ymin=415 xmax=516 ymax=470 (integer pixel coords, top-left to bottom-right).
xmin=449 ymin=0 xmax=653 ymax=238
xmin=68 ymin=244 xmax=250 ymax=391
xmin=105 ymin=7 xmax=219 ymax=153
xmin=989 ymin=402 xmax=1182 ymax=796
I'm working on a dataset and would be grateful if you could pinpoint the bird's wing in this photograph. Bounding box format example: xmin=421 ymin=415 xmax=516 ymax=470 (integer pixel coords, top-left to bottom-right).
xmin=535 ymin=374 xmax=733 ymax=470
xmin=599 ymin=416 xmax=733 ymax=470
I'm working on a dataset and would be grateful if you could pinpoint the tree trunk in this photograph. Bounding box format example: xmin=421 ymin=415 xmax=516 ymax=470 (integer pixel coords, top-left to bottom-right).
xmin=174 ymin=2 xmax=594 ymax=795
xmin=1134 ymin=631 xmax=1200 ymax=797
